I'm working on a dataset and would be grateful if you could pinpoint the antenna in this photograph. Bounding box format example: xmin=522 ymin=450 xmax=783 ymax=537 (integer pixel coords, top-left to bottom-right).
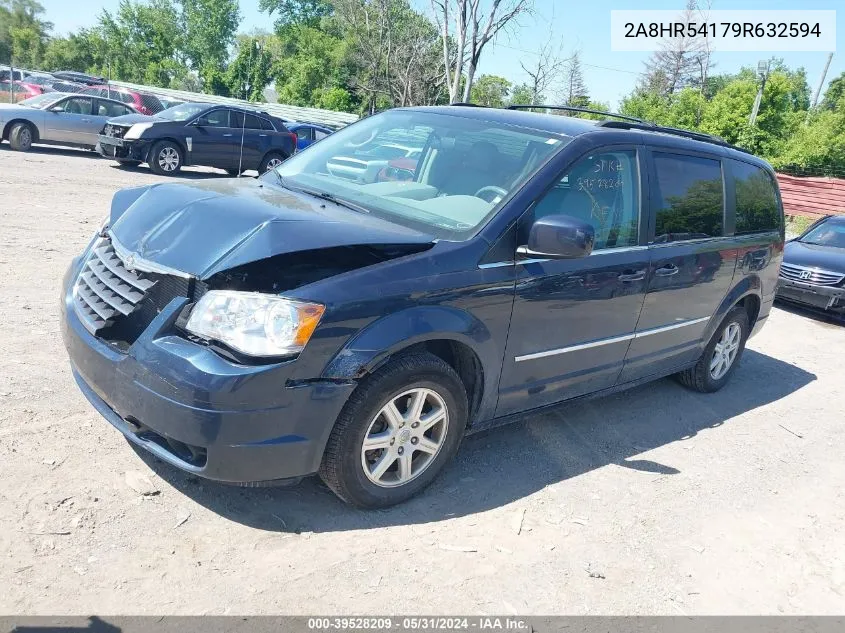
xmin=237 ymin=108 xmax=246 ymax=177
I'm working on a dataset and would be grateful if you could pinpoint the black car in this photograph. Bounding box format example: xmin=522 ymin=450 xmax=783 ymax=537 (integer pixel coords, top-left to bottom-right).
xmin=96 ymin=102 xmax=296 ymax=175
xmin=776 ymin=214 xmax=845 ymax=313
xmin=62 ymin=104 xmax=783 ymax=508
xmin=51 ymin=71 xmax=106 ymax=86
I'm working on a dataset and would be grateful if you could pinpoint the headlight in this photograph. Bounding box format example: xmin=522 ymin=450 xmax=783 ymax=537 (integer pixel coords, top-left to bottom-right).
xmin=123 ymin=122 xmax=154 ymax=140
xmin=185 ymin=291 xmax=325 ymax=357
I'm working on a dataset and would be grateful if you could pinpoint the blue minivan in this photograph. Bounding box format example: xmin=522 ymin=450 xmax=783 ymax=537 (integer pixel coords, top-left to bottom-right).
xmin=61 ymin=105 xmax=784 ymax=508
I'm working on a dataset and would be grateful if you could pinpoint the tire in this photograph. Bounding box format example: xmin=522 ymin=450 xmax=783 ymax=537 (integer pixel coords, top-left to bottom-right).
xmin=148 ymin=140 xmax=182 ymax=175
xmin=319 ymin=352 xmax=468 ymax=508
xmin=676 ymin=306 xmax=750 ymax=393
xmin=9 ymin=122 xmax=34 ymax=151
xmin=258 ymin=152 xmax=285 ymax=173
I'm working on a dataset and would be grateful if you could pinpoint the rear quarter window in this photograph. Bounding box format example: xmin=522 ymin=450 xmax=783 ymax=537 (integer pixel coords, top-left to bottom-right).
xmin=731 ymin=160 xmax=781 ymax=234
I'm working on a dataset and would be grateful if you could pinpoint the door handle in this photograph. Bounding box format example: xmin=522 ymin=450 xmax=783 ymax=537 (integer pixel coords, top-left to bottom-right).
xmin=222 ymin=133 xmax=233 ymax=137
xmin=618 ymin=269 xmax=646 ymax=282
xmin=655 ymin=264 xmax=679 ymax=277
xmin=81 ymin=118 xmax=90 ymax=122
xmin=258 ymin=134 xmax=267 ymax=137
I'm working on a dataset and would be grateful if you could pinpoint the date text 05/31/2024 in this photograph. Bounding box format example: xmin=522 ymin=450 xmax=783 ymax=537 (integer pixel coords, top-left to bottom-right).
xmin=625 ymin=22 xmax=821 ymax=39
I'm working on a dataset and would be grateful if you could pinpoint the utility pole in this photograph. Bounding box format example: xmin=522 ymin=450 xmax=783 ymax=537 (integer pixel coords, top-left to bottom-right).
xmin=811 ymin=52 xmax=834 ymax=109
xmin=749 ymin=60 xmax=770 ymax=126
xmin=9 ymin=58 xmax=14 ymax=103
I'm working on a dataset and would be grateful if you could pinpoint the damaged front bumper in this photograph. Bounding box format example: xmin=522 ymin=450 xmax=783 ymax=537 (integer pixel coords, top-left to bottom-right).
xmin=60 ymin=257 xmax=356 ymax=484
xmin=776 ymin=277 xmax=845 ymax=312
xmin=97 ymin=135 xmax=151 ymax=162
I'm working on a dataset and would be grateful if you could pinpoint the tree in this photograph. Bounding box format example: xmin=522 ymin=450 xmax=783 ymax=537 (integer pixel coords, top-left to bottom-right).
xmin=508 ymin=82 xmax=533 ymax=106
xmin=180 ymin=0 xmax=241 ymax=90
xmin=640 ymin=0 xmax=707 ymax=96
xmin=258 ymin=0 xmax=332 ymax=30
xmin=561 ymin=51 xmax=588 ymax=107
xmin=822 ymin=72 xmax=845 ymax=111
xmin=227 ymin=36 xmax=272 ymax=101
xmin=0 ymin=0 xmax=53 ymax=67
xmin=470 ymin=74 xmax=510 ymax=106
xmin=42 ymin=30 xmax=98 ymax=72
xmin=430 ymin=0 xmax=532 ymax=103
xmin=94 ymin=0 xmax=185 ymax=86
xmin=519 ymin=36 xmax=566 ymax=106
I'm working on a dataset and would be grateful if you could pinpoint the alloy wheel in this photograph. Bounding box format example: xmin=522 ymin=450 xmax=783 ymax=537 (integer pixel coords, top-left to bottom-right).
xmin=360 ymin=388 xmax=449 ymax=488
xmin=158 ymin=147 xmax=179 ymax=172
xmin=265 ymin=157 xmax=283 ymax=171
xmin=710 ymin=322 xmax=741 ymax=380
xmin=20 ymin=127 xmax=32 ymax=150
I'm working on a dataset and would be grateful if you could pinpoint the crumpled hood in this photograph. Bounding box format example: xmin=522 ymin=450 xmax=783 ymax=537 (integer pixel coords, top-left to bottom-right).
xmin=107 ymin=113 xmax=157 ymax=125
xmin=784 ymin=240 xmax=845 ymax=273
xmin=108 ymin=178 xmax=433 ymax=279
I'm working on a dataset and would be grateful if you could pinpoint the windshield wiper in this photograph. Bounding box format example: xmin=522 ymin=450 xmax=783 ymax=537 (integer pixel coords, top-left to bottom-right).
xmin=290 ymin=185 xmax=371 ymax=215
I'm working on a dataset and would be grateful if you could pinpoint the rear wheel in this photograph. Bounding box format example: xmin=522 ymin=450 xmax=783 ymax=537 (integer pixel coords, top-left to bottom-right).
xmin=259 ymin=152 xmax=285 ymax=173
xmin=9 ymin=122 xmax=34 ymax=151
xmin=676 ymin=306 xmax=749 ymax=393
xmin=148 ymin=141 xmax=182 ymax=175
xmin=319 ymin=352 xmax=467 ymax=508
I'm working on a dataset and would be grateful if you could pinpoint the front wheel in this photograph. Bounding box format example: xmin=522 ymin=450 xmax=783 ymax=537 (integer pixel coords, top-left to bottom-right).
xmin=148 ymin=141 xmax=182 ymax=175
xmin=259 ymin=152 xmax=285 ymax=173
xmin=319 ymin=352 xmax=468 ymax=508
xmin=676 ymin=306 xmax=749 ymax=393
xmin=9 ymin=122 xmax=34 ymax=151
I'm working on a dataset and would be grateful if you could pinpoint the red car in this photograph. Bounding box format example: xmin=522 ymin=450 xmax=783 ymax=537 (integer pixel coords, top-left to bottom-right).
xmin=376 ymin=157 xmax=418 ymax=182
xmin=79 ymin=85 xmax=164 ymax=116
xmin=0 ymin=80 xmax=42 ymax=103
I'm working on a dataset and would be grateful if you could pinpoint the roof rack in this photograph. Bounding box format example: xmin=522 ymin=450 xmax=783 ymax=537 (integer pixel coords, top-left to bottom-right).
xmin=595 ymin=120 xmax=731 ymax=146
xmin=506 ymin=104 xmax=646 ymax=124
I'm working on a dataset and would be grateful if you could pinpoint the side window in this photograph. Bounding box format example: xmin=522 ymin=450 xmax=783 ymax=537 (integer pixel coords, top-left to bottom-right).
xmin=58 ymin=97 xmax=94 ymax=115
xmin=96 ymin=100 xmax=131 ymax=117
xmin=243 ymin=114 xmax=263 ymax=130
xmin=228 ymin=110 xmax=243 ymax=128
xmin=298 ymin=127 xmax=314 ymax=141
xmin=653 ymin=153 xmax=723 ymax=242
xmin=732 ymin=161 xmax=781 ymax=234
xmin=315 ymin=129 xmax=329 ymax=140
xmin=196 ymin=109 xmax=228 ymax=127
xmin=260 ymin=117 xmax=276 ymax=131
xmin=533 ymin=149 xmax=640 ymax=250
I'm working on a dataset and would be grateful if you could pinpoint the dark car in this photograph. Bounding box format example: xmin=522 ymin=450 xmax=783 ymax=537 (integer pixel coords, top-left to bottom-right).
xmin=62 ymin=105 xmax=783 ymax=508
xmin=776 ymin=214 xmax=845 ymax=313
xmin=96 ymin=102 xmax=296 ymax=175
xmin=288 ymin=122 xmax=333 ymax=150
xmin=51 ymin=71 xmax=106 ymax=86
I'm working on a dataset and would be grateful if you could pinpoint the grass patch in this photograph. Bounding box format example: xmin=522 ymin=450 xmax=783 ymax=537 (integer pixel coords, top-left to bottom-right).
xmin=785 ymin=215 xmax=816 ymax=239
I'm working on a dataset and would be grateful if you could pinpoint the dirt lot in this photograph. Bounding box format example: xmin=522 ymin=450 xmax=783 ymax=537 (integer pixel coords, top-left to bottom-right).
xmin=0 ymin=144 xmax=843 ymax=615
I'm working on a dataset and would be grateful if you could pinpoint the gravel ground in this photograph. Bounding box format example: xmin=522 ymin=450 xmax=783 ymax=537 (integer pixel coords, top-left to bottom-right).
xmin=0 ymin=144 xmax=843 ymax=615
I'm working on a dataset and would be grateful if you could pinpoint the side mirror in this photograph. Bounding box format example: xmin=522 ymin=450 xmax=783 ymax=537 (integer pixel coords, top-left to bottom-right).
xmin=49 ymin=106 xmax=63 ymax=112
xmin=518 ymin=214 xmax=595 ymax=259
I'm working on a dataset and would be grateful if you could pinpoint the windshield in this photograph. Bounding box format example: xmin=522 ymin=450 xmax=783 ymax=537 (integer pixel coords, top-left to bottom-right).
xmin=158 ymin=103 xmax=209 ymax=121
xmin=19 ymin=93 xmax=63 ymax=109
xmin=800 ymin=219 xmax=845 ymax=248
xmin=266 ymin=109 xmax=569 ymax=239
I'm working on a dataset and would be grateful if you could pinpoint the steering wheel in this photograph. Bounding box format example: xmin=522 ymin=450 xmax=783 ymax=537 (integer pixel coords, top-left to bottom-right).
xmin=474 ymin=186 xmax=508 ymax=203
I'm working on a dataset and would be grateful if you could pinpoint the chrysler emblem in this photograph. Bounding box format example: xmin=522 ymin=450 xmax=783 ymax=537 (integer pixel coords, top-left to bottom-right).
xmin=124 ymin=253 xmax=136 ymax=271
xmin=799 ymin=270 xmax=811 ymax=280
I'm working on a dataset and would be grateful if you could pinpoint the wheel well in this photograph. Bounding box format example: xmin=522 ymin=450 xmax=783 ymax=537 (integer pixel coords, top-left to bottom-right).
xmin=395 ymin=340 xmax=484 ymax=422
xmin=741 ymin=294 xmax=760 ymax=326
xmin=2 ymin=119 xmax=38 ymax=142
xmin=147 ymin=138 xmax=185 ymax=162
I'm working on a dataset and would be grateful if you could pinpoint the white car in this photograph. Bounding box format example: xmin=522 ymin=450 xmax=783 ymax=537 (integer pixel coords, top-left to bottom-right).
xmin=326 ymin=143 xmax=421 ymax=183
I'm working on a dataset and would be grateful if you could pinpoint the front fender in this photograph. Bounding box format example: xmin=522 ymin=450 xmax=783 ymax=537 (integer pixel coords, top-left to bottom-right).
xmin=321 ymin=305 xmax=501 ymax=419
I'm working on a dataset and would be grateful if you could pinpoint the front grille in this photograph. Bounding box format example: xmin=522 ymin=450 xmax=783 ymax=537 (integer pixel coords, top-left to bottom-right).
xmin=73 ymin=236 xmax=192 ymax=349
xmin=103 ymin=124 xmax=128 ymax=139
xmin=73 ymin=237 xmax=155 ymax=333
xmin=779 ymin=263 xmax=844 ymax=286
